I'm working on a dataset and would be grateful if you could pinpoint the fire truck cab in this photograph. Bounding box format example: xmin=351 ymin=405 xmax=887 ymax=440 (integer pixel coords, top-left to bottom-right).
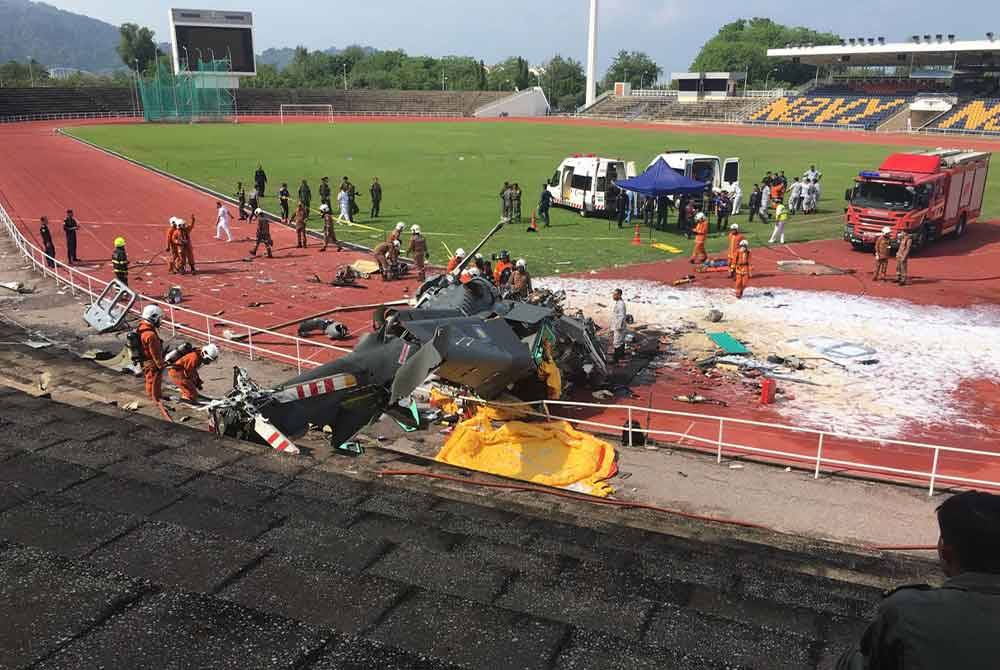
xmin=845 ymin=149 xmax=991 ymax=250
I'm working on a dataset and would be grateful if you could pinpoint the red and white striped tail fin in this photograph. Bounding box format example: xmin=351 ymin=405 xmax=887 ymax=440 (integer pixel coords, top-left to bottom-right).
xmin=253 ymin=414 xmax=300 ymax=455
xmin=272 ymin=373 xmax=358 ymax=404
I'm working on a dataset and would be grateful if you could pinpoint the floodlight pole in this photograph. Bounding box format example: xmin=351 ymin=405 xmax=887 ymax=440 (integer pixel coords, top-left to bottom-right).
xmin=585 ymin=0 xmax=598 ymax=106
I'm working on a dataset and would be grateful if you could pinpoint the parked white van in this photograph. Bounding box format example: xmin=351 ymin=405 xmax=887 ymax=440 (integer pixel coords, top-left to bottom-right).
xmin=545 ymin=155 xmax=636 ymax=216
xmin=648 ymin=150 xmax=740 ymax=193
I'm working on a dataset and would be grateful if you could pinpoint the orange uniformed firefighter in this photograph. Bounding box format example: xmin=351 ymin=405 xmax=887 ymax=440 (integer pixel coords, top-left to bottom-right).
xmin=137 ymin=305 xmax=166 ymax=402
xmin=727 ymin=223 xmax=745 ymax=278
xmin=734 ymin=240 xmax=752 ymax=299
xmin=167 ymin=218 xmax=182 ymax=273
xmin=493 ymin=249 xmax=513 ymax=285
xmin=388 ymin=221 xmax=405 ymax=244
xmin=178 ymin=215 xmax=196 ymax=274
xmin=874 ymin=226 xmax=892 ymax=281
xmin=168 ymin=343 xmax=219 ymax=402
xmin=510 ymin=258 xmax=533 ymax=298
xmin=447 ymin=248 xmax=465 ymax=273
xmin=690 ymin=212 xmax=709 ymax=265
xmin=372 ymin=240 xmax=391 ymax=280
xmin=407 ymin=225 xmax=428 ymax=281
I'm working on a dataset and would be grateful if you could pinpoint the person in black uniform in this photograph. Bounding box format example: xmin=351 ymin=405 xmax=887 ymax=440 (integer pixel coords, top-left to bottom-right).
xmin=39 ymin=216 xmax=56 ymax=268
xmin=236 ymin=182 xmax=247 ymax=220
xmin=278 ymin=183 xmax=290 ymax=222
xmin=655 ymin=194 xmax=673 ymax=230
xmin=615 ymin=188 xmax=628 ymax=228
xmin=319 ymin=177 xmax=332 ymax=211
xmin=641 ymin=195 xmax=655 ymax=229
xmin=112 ymin=236 xmax=129 ymax=285
xmin=298 ymin=179 xmax=311 ymax=220
xmin=538 ymin=185 xmax=552 ymax=227
xmin=370 ymin=177 xmax=382 ymax=218
xmin=254 ymin=164 xmax=267 ymax=198
xmin=63 ymin=209 xmax=79 ymax=263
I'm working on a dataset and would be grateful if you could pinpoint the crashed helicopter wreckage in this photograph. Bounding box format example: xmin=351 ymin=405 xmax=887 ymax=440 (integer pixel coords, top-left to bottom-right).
xmin=83 ymin=219 xmax=609 ymax=455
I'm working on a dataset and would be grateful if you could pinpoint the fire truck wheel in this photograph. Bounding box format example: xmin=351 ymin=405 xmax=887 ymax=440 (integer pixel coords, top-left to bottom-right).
xmin=953 ymin=215 xmax=967 ymax=239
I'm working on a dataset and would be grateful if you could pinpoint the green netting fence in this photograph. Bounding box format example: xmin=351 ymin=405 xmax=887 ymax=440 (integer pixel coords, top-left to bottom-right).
xmin=138 ymin=60 xmax=235 ymax=122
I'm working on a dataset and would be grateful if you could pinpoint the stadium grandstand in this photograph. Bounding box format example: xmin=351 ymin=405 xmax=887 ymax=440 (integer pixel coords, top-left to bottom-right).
xmin=0 ymin=86 xmax=515 ymax=123
xmin=576 ymin=35 xmax=1000 ymax=136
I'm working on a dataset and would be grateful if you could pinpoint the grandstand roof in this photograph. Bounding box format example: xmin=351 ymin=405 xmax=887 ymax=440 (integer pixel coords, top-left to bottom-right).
xmin=768 ymin=38 xmax=1000 ymax=67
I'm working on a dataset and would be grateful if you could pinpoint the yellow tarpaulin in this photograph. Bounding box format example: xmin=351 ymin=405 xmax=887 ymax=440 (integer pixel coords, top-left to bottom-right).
xmin=651 ymin=242 xmax=682 ymax=254
xmin=435 ymin=411 xmax=617 ymax=497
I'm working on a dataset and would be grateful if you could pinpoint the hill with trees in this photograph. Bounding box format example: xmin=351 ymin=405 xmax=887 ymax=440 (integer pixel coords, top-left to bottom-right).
xmin=0 ymin=0 xmax=122 ymax=72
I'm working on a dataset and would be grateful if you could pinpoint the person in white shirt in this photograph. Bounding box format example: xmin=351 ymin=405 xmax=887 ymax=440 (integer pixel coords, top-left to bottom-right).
xmin=803 ymin=180 xmax=818 ymax=214
xmin=337 ymin=186 xmax=350 ymax=221
xmin=805 ymin=165 xmax=818 ymax=182
xmin=788 ymin=178 xmax=803 ymax=214
xmin=610 ymin=288 xmax=628 ymax=363
xmin=731 ymin=182 xmax=743 ymax=215
xmin=214 ymin=201 xmax=232 ymax=242
xmin=758 ymin=184 xmax=771 ymax=222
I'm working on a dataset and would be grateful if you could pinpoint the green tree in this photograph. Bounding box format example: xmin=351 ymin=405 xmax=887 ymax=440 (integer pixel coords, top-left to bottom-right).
xmin=600 ymin=51 xmax=661 ymax=90
xmin=0 ymin=59 xmax=50 ymax=86
xmin=487 ymin=57 xmax=525 ymax=91
xmin=539 ymin=55 xmax=586 ymax=111
xmin=690 ymin=18 xmax=840 ymax=88
xmin=116 ymin=23 xmax=159 ymax=72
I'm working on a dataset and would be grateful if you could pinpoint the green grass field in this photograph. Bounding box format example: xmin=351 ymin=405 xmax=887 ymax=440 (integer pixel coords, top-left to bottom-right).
xmin=68 ymin=122 xmax=1000 ymax=274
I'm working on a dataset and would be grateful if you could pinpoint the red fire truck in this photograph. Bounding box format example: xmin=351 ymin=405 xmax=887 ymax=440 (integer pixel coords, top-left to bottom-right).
xmin=844 ymin=149 xmax=991 ymax=249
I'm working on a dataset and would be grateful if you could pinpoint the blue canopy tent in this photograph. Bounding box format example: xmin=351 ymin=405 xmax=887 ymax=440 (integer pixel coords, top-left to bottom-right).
xmin=613 ymin=158 xmax=707 ymax=196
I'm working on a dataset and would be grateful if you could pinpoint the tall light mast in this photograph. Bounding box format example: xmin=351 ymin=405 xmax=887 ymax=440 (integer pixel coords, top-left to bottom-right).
xmin=585 ymin=0 xmax=598 ymax=106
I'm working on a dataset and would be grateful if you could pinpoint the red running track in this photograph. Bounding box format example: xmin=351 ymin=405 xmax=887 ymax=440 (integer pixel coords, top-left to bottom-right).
xmin=0 ymin=120 xmax=412 ymax=366
xmin=1 ymin=117 xmax=998 ymax=492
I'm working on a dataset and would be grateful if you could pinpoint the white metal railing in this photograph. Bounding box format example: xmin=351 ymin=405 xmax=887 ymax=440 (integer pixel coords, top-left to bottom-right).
xmin=918 ymin=125 xmax=1000 ymax=137
xmin=0 ymin=201 xmax=348 ymax=373
xmin=0 ymin=109 xmax=471 ymax=124
xmin=630 ymin=89 xmax=678 ymax=98
xmin=0 ymin=110 xmax=143 ymax=124
xmin=441 ymin=395 xmax=1000 ymax=496
xmin=744 ymin=89 xmax=795 ymax=98
xmin=743 ymin=119 xmax=868 ymax=131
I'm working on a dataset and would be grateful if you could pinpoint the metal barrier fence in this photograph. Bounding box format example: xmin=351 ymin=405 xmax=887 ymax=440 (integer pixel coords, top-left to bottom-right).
xmin=743 ymin=119 xmax=868 ymax=131
xmin=0 ymin=109 xmax=467 ymax=124
xmin=442 ymin=395 xmax=1000 ymax=497
xmin=0 ymin=201 xmax=347 ymax=373
xmin=0 ymin=111 xmax=143 ymax=124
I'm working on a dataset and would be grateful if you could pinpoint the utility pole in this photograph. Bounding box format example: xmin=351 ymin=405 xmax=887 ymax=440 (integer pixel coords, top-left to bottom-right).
xmin=585 ymin=0 xmax=598 ymax=106
xmin=343 ymin=63 xmax=348 ymax=90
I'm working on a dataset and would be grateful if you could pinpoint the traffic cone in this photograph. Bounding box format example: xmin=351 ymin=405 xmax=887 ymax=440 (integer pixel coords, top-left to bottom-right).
xmin=526 ymin=211 xmax=538 ymax=233
xmin=631 ymin=223 xmax=642 ymax=245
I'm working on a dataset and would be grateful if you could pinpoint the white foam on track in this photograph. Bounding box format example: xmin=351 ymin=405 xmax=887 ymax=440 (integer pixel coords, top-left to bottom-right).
xmin=540 ymin=277 xmax=1000 ymax=439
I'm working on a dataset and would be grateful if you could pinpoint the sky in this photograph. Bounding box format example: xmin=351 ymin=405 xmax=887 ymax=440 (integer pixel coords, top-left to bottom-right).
xmin=47 ymin=0 xmax=996 ymax=81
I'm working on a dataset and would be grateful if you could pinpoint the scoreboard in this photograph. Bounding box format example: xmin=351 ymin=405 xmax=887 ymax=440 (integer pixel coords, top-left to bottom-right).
xmin=169 ymin=8 xmax=256 ymax=76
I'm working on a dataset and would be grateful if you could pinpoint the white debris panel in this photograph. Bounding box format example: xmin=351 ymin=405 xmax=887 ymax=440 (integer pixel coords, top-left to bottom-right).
xmin=541 ymin=277 xmax=1000 ymax=439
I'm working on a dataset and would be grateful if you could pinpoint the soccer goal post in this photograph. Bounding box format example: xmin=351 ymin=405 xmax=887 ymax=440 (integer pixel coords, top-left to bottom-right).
xmin=279 ymin=104 xmax=335 ymax=124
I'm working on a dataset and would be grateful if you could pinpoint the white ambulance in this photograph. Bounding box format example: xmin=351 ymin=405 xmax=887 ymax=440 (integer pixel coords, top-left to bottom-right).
xmin=545 ymin=155 xmax=636 ymax=216
xmin=648 ymin=150 xmax=741 ymax=193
